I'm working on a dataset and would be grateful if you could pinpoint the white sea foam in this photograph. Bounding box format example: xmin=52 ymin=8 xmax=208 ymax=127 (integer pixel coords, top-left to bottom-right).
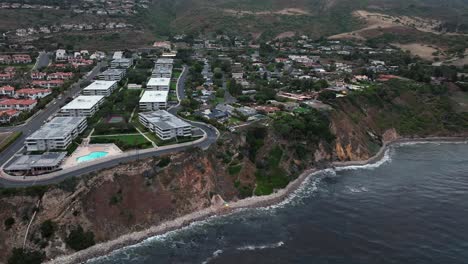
xmin=201 ymin=249 xmax=224 ymax=264
xmin=253 ymin=169 xmax=331 ymax=212
xmin=346 ymin=186 xmax=369 ymax=193
xmin=236 ymin=241 xmax=285 ymax=251
xmin=335 ymin=148 xmax=393 ymax=171
xmin=397 ymin=140 xmax=468 ymax=146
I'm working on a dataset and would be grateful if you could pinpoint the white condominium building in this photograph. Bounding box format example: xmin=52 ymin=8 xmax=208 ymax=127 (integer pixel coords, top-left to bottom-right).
xmin=82 ymin=80 xmax=118 ymax=97
xmin=97 ymin=69 xmax=126 ymax=82
xmin=25 ymin=116 xmax=87 ymax=151
xmin=139 ymin=110 xmax=192 ymax=140
xmin=139 ymin=91 xmax=168 ymax=111
xmin=110 ymin=58 xmax=133 ymax=69
xmin=155 ymin=58 xmax=174 ymax=68
xmin=151 ymin=65 xmax=173 ymax=78
xmin=59 ymin=95 xmax=105 ymax=117
xmin=146 ymin=78 xmax=171 ymax=91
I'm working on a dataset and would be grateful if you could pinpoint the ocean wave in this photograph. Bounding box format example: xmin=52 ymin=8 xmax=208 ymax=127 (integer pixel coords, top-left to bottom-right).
xmin=397 ymin=140 xmax=468 ymax=146
xmin=335 ymin=148 xmax=393 ymax=171
xmin=254 ymin=169 xmax=331 ymax=211
xmin=236 ymin=241 xmax=285 ymax=251
xmin=201 ymin=249 xmax=224 ymax=264
xmin=346 ymin=186 xmax=369 ymax=193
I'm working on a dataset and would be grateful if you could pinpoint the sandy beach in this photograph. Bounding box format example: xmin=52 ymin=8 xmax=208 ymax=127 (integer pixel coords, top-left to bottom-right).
xmin=46 ymin=136 xmax=467 ymax=264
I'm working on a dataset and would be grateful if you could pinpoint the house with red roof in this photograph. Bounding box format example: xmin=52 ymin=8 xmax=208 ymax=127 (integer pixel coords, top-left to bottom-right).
xmin=0 ymin=55 xmax=12 ymax=64
xmin=12 ymin=54 xmax=32 ymax=64
xmin=16 ymin=88 xmax=51 ymax=99
xmin=0 ymin=109 xmax=19 ymax=123
xmin=0 ymin=98 xmax=37 ymax=111
xmin=0 ymin=72 xmax=14 ymax=81
xmin=0 ymin=85 xmax=15 ymax=97
xmin=47 ymin=72 xmax=73 ymax=80
xmin=377 ymin=74 xmax=400 ymax=82
xmin=32 ymin=80 xmax=64 ymax=88
xmin=31 ymin=72 xmax=47 ymax=80
xmin=68 ymin=58 xmax=93 ymax=68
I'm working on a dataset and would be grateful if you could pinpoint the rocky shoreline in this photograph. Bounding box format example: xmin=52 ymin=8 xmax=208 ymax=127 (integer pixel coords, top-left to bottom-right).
xmin=45 ymin=136 xmax=468 ymax=264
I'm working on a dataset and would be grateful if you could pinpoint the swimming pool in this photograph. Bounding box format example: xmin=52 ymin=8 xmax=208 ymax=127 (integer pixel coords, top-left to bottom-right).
xmin=76 ymin=151 xmax=109 ymax=163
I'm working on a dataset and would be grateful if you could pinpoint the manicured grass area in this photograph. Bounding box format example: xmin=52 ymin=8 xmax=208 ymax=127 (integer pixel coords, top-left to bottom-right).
xmin=90 ymin=134 xmax=152 ymax=150
xmin=170 ymin=82 xmax=177 ymax=90
xmin=0 ymin=131 xmax=22 ymax=153
xmin=173 ymin=71 xmax=181 ymax=79
xmin=150 ymin=134 xmax=201 ymax=146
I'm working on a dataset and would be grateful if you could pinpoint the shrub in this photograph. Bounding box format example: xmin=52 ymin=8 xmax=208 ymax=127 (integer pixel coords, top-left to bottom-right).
xmin=65 ymin=225 xmax=95 ymax=251
xmin=158 ymin=157 xmax=171 ymax=168
xmin=7 ymin=248 xmax=44 ymax=264
xmin=40 ymin=220 xmax=56 ymax=239
xmin=228 ymin=164 xmax=243 ymax=175
xmin=4 ymin=217 xmax=15 ymax=230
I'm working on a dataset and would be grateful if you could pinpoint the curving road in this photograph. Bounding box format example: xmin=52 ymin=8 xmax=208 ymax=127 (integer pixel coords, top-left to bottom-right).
xmin=0 ymin=66 xmax=219 ymax=188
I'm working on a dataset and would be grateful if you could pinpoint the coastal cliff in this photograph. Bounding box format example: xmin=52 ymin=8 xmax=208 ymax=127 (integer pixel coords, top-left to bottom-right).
xmin=0 ymin=79 xmax=467 ymax=263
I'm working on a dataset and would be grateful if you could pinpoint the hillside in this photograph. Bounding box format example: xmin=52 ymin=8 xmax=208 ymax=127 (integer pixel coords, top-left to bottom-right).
xmin=2 ymin=0 xmax=468 ymax=50
xmin=0 ymin=79 xmax=467 ymax=263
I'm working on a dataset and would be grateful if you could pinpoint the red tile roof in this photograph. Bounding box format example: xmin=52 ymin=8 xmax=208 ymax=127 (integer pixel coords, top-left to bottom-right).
xmin=0 ymin=98 xmax=37 ymax=106
xmin=0 ymin=109 xmax=19 ymax=117
xmin=0 ymin=85 xmax=15 ymax=92
xmin=16 ymin=88 xmax=51 ymax=94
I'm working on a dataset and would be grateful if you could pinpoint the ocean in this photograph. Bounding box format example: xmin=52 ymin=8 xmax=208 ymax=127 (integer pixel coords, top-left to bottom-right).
xmin=87 ymin=142 xmax=468 ymax=264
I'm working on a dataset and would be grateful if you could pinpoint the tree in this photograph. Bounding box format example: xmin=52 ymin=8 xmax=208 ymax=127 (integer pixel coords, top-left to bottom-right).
xmin=40 ymin=220 xmax=56 ymax=239
xmin=65 ymin=225 xmax=95 ymax=251
xmin=8 ymin=248 xmax=44 ymax=264
xmin=4 ymin=217 xmax=14 ymax=230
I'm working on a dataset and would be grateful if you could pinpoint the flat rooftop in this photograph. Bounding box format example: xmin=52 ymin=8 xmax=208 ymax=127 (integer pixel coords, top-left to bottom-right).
xmin=156 ymin=58 xmax=174 ymax=64
xmin=5 ymin=152 xmax=67 ymax=170
xmin=140 ymin=91 xmax=169 ymax=103
xmin=83 ymin=80 xmax=117 ymax=90
xmin=27 ymin=116 xmax=86 ymax=140
xmin=152 ymin=66 xmax=173 ymax=74
xmin=99 ymin=69 xmax=125 ymax=76
xmin=112 ymin=58 xmax=132 ymax=63
xmin=139 ymin=110 xmax=190 ymax=129
xmin=147 ymin=78 xmax=171 ymax=87
xmin=62 ymin=95 xmax=104 ymax=110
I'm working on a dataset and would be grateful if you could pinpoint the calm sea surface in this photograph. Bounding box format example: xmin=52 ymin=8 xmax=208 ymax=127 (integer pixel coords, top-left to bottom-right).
xmin=88 ymin=142 xmax=468 ymax=264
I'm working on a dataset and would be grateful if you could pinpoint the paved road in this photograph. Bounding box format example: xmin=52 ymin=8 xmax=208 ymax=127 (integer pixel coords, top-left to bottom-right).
xmin=0 ymin=61 xmax=106 ymax=167
xmin=33 ymin=51 xmax=50 ymax=70
xmin=0 ymin=65 xmax=219 ymax=188
xmin=223 ymin=75 xmax=237 ymax=104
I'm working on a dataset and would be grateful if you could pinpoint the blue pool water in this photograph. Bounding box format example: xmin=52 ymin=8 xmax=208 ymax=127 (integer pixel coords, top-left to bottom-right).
xmin=77 ymin=151 xmax=109 ymax=163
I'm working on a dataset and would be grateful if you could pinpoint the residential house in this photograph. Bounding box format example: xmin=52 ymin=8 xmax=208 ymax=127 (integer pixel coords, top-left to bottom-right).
xmin=0 ymin=109 xmax=19 ymax=123
xmin=0 ymin=85 xmax=15 ymax=97
xmin=0 ymin=98 xmax=37 ymax=111
xmin=12 ymin=54 xmax=32 ymax=64
xmin=15 ymin=88 xmax=51 ymax=99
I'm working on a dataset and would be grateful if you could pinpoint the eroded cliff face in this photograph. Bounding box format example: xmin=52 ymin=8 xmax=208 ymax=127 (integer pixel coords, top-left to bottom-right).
xmin=0 ymin=149 xmax=239 ymax=262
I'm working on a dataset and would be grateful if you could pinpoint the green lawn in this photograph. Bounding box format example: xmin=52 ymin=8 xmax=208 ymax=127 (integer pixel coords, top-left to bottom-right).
xmin=173 ymin=71 xmax=181 ymax=79
xmin=90 ymin=134 xmax=152 ymax=150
